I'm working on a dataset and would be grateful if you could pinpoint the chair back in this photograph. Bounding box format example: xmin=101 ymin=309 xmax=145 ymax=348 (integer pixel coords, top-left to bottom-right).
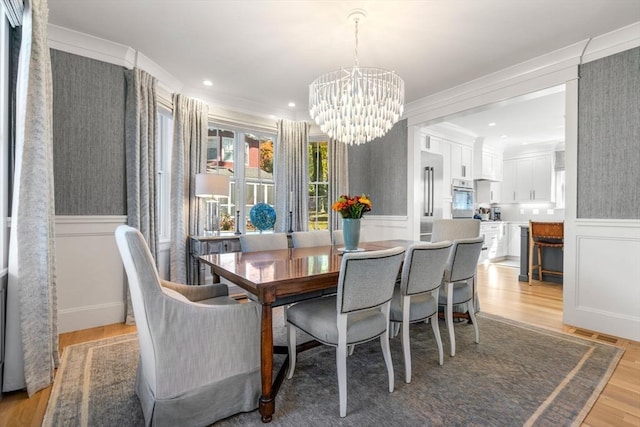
xmin=444 ymin=236 xmax=484 ymax=283
xmin=291 ymin=230 xmax=331 ymax=248
xmin=114 ymin=225 xmax=161 ymax=392
xmin=239 ymin=233 xmax=288 ymax=252
xmin=431 ymin=219 xmax=480 ymax=243
xmin=332 ymin=229 xmax=344 ymax=245
xmin=400 ymin=241 xmax=453 ymax=296
xmin=337 ymin=247 xmax=405 ymax=314
xmin=530 ymin=221 xmax=564 ymax=243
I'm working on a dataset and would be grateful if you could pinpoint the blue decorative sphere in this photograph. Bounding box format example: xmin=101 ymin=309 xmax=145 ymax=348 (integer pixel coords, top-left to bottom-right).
xmin=249 ymin=203 xmax=277 ymax=231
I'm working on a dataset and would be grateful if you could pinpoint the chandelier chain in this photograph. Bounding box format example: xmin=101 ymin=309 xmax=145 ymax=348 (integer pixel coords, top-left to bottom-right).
xmin=354 ymin=18 xmax=359 ymax=67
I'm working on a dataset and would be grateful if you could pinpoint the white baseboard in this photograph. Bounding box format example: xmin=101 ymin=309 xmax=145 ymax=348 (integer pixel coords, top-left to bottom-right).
xmin=58 ymin=301 xmax=125 ymax=334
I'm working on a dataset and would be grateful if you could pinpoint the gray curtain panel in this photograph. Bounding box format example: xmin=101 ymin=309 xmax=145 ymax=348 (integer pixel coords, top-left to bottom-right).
xmin=3 ymin=0 xmax=59 ymax=396
xmin=169 ymin=94 xmax=208 ymax=284
xmin=275 ymin=119 xmax=309 ymax=232
xmin=124 ymin=67 xmax=158 ymax=324
xmin=328 ymin=138 xmax=349 ymax=232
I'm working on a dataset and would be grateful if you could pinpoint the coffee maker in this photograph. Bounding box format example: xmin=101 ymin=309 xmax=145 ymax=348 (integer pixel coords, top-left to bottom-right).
xmin=490 ymin=207 xmax=501 ymax=221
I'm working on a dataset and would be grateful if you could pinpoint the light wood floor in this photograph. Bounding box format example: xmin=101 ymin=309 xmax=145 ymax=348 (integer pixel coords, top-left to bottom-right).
xmin=1 ymin=263 xmax=638 ymax=426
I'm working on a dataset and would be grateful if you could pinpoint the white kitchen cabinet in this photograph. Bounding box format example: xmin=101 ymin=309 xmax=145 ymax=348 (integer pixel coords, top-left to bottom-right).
xmin=441 ymin=142 xmax=452 ymax=197
xmin=424 ymin=135 xmax=443 ymax=154
xmin=502 ymin=154 xmax=554 ymax=203
xmin=479 ymin=222 xmax=507 ymax=262
xmin=451 ymin=143 xmax=473 ymax=180
xmin=476 ymin=180 xmax=501 ymax=204
xmin=502 ymin=159 xmax=517 ymax=202
xmin=508 ymin=223 xmax=523 ymax=257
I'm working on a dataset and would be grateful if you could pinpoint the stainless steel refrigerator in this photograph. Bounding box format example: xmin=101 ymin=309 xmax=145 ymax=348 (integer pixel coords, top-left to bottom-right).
xmin=419 ymin=151 xmax=444 ymax=241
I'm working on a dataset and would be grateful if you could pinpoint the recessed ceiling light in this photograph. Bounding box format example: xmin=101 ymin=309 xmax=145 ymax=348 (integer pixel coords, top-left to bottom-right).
xmin=288 ymin=102 xmax=296 ymax=108
xmin=203 ymin=80 xmax=213 ymax=86
xmin=488 ymin=122 xmax=496 ymax=127
xmin=500 ymin=135 xmax=507 ymax=138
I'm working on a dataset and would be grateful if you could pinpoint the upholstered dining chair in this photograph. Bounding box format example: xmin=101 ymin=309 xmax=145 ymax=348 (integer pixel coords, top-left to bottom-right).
xmin=431 ymin=218 xmax=482 ymax=316
xmin=431 ymin=218 xmax=481 ymax=243
xmin=285 ymin=246 xmax=405 ymax=417
xmin=115 ymin=225 xmax=261 ymax=426
xmin=239 ymin=232 xmax=289 ymax=252
xmin=291 ymin=230 xmax=331 ymax=248
xmin=332 ymin=229 xmax=344 ymax=246
xmin=438 ymin=236 xmax=484 ymax=357
xmin=389 ymin=241 xmax=453 ymax=383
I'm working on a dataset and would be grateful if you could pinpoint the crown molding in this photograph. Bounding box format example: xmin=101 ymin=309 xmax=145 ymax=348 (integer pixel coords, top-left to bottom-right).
xmin=581 ymin=22 xmax=640 ymax=64
xmin=48 ymin=24 xmax=183 ymax=94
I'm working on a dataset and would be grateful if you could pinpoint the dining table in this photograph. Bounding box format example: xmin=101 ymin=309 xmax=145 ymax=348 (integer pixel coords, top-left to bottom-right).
xmin=198 ymin=239 xmax=415 ymax=423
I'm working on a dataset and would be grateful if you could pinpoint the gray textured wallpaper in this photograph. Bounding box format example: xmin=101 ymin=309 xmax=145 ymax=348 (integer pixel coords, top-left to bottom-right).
xmin=577 ymin=47 xmax=640 ymax=219
xmin=348 ymin=119 xmax=408 ymax=215
xmin=51 ymin=49 xmax=127 ymax=215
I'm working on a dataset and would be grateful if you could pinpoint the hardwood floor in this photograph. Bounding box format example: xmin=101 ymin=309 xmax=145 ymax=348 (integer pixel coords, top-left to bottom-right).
xmin=0 ymin=263 xmax=638 ymax=426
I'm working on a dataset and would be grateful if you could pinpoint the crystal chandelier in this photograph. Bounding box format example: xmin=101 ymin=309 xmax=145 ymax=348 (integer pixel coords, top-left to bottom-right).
xmin=309 ymin=9 xmax=405 ymax=146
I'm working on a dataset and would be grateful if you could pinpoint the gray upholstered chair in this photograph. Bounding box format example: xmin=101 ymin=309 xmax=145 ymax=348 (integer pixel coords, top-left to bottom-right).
xmin=438 ymin=236 xmax=484 ymax=357
xmin=389 ymin=241 xmax=452 ymax=383
xmin=291 ymin=230 xmax=331 ymax=248
xmin=285 ymin=247 xmax=405 ymax=417
xmin=332 ymin=229 xmax=344 ymax=246
xmin=115 ymin=225 xmax=261 ymax=426
xmin=239 ymin=232 xmax=289 ymax=252
xmin=431 ymin=218 xmax=482 ymax=315
xmin=431 ymin=218 xmax=481 ymax=243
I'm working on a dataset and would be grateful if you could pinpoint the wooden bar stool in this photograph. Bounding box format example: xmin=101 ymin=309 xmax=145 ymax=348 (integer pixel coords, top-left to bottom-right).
xmin=528 ymin=221 xmax=564 ymax=284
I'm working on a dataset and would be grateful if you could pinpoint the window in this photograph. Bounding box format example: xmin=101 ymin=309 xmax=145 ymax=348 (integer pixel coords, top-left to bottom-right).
xmin=207 ymin=125 xmax=276 ymax=233
xmin=308 ymin=140 xmax=329 ymax=230
xmin=157 ymin=108 xmax=173 ymax=241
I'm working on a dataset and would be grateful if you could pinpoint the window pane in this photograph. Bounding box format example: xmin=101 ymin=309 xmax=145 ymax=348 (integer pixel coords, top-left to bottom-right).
xmin=308 ymin=141 xmax=329 ymax=230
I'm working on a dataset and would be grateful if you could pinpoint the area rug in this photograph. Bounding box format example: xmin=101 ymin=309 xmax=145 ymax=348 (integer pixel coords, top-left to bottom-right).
xmin=43 ymin=313 xmax=623 ymax=426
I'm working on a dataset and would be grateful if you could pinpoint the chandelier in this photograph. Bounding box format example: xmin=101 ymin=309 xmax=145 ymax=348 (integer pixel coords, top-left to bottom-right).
xmin=309 ymin=9 xmax=405 ymax=146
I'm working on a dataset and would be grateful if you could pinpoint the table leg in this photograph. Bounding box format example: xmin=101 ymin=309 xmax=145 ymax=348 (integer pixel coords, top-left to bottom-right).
xmin=259 ymin=303 xmax=274 ymax=422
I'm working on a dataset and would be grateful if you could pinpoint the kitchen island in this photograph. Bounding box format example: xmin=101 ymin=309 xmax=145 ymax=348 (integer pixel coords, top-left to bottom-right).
xmin=519 ymin=225 xmax=563 ymax=283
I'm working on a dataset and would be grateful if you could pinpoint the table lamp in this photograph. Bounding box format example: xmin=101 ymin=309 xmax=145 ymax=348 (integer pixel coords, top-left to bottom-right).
xmin=195 ymin=173 xmax=230 ymax=236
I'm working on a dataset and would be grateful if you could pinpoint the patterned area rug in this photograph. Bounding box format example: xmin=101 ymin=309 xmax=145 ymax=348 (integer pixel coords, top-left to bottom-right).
xmin=43 ymin=313 xmax=623 ymax=426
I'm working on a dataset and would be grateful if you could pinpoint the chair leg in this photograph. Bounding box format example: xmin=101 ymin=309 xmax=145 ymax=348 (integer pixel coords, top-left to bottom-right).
xmin=537 ymin=246 xmax=543 ymax=280
xmin=381 ymin=328 xmax=395 ymax=393
xmin=446 ymin=282 xmax=456 ymax=357
xmin=528 ymin=238 xmax=534 ymax=285
xmin=430 ymin=313 xmax=444 ymax=365
xmin=348 ymin=345 xmax=355 ymax=356
xmin=401 ymin=301 xmax=411 ymax=383
xmin=337 ymin=343 xmax=348 ymax=417
xmin=286 ymin=323 xmax=297 ymax=379
xmin=467 ymin=300 xmax=479 ymax=344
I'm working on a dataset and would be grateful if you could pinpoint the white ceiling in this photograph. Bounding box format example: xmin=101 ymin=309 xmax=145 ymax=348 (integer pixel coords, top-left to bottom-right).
xmin=438 ymin=86 xmax=567 ymax=151
xmin=47 ymin=0 xmax=640 ymax=120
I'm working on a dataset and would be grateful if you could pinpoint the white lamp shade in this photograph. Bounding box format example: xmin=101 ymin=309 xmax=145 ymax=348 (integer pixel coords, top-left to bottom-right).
xmin=195 ymin=173 xmax=229 ymax=198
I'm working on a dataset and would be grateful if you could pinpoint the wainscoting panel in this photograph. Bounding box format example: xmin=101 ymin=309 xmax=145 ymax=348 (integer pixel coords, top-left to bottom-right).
xmin=55 ymin=216 xmax=127 ymax=333
xmin=360 ymin=216 xmax=411 ymax=242
xmin=564 ymin=219 xmax=640 ymax=341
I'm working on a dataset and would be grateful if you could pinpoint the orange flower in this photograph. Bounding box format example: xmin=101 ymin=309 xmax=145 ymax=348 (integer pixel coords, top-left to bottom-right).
xmin=331 ymin=194 xmax=373 ymax=219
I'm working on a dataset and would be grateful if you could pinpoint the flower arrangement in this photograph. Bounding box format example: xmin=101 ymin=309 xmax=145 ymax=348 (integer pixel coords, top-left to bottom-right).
xmin=332 ymin=194 xmax=372 ymax=219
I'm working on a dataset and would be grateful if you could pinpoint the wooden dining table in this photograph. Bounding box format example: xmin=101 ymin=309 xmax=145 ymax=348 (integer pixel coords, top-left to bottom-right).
xmin=198 ymin=239 xmax=415 ymax=423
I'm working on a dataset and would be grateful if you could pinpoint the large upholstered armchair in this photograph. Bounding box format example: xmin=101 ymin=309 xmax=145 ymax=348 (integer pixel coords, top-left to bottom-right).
xmin=115 ymin=225 xmax=261 ymax=426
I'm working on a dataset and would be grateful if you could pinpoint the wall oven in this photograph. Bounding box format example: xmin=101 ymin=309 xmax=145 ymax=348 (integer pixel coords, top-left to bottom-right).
xmin=451 ymin=179 xmax=475 ymax=218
